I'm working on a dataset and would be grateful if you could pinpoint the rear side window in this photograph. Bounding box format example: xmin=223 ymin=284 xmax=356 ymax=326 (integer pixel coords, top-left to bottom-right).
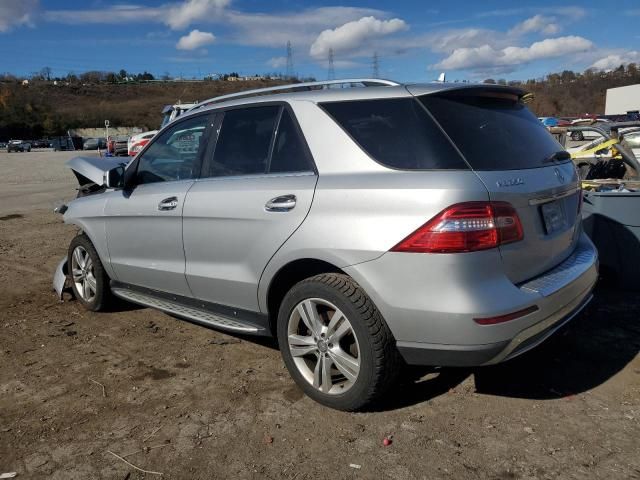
xmin=420 ymin=93 xmax=563 ymax=170
xmin=269 ymin=109 xmax=313 ymax=173
xmin=320 ymin=98 xmax=468 ymax=170
xmin=209 ymin=106 xmax=280 ymax=177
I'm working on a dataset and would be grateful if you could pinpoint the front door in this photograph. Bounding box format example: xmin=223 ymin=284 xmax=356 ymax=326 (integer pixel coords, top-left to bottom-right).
xmin=105 ymin=113 xmax=213 ymax=296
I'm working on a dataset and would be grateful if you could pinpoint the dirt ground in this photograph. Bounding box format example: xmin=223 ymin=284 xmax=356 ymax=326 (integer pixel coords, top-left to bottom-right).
xmin=1 ymin=151 xmax=639 ymax=479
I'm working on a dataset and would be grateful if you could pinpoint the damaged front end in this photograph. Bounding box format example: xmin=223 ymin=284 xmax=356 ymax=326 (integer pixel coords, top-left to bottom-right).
xmin=52 ymin=155 xmax=128 ymax=300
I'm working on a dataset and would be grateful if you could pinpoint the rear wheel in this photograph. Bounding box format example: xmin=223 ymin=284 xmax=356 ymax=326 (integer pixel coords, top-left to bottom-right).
xmin=68 ymin=235 xmax=113 ymax=311
xmin=277 ymin=273 xmax=400 ymax=411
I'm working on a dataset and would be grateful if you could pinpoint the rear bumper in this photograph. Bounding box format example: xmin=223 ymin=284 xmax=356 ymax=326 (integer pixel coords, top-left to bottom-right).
xmin=345 ymin=232 xmax=598 ymax=367
xmin=397 ymin=284 xmax=593 ymax=366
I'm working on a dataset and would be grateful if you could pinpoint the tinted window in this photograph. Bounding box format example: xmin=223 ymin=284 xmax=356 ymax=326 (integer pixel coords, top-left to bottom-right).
xmin=209 ymin=106 xmax=280 ymax=177
xmin=136 ymin=114 xmax=208 ymax=184
xmin=420 ymin=93 xmax=564 ymax=170
xmin=269 ymin=109 xmax=313 ymax=173
xmin=320 ymin=98 xmax=467 ymax=170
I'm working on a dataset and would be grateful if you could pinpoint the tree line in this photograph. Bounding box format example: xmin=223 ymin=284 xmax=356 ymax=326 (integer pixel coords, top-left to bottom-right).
xmin=1 ymin=64 xmax=640 ymax=140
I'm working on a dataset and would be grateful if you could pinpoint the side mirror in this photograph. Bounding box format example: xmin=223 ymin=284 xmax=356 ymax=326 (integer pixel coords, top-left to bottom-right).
xmin=105 ymin=165 xmax=125 ymax=188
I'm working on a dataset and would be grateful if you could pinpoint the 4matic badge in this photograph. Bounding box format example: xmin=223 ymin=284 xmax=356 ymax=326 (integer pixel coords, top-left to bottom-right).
xmin=496 ymin=177 xmax=525 ymax=187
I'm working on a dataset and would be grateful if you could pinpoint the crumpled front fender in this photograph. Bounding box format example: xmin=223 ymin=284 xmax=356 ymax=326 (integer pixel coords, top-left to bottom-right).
xmin=53 ymin=256 xmax=69 ymax=300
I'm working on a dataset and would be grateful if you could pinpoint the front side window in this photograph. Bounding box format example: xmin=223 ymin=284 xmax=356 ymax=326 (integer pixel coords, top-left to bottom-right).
xmin=208 ymin=106 xmax=280 ymax=177
xmin=136 ymin=114 xmax=208 ymax=184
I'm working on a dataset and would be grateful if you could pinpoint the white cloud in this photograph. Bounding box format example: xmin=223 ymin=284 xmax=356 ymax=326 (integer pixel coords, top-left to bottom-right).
xmin=310 ymin=16 xmax=408 ymax=59
xmin=434 ymin=36 xmax=593 ymax=71
xmin=0 ymin=0 xmax=39 ymax=33
xmin=44 ymin=0 xmax=228 ymax=30
xmin=225 ymin=7 xmax=387 ymax=48
xmin=167 ymin=0 xmax=229 ymax=30
xmin=590 ymin=51 xmax=640 ymax=70
xmin=267 ymin=57 xmax=287 ymax=69
xmin=509 ymin=15 xmax=561 ymax=36
xmin=176 ymin=29 xmax=216 ymax=50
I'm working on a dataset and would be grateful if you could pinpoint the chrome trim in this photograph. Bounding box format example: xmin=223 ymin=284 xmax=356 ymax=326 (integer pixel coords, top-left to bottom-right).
xmin=519 ymin=240 xmax=596 ymax=297
xmin=188 ymin=78 xmax=401 ymax=112
xmin=528 ymin=186 xmax=580 ymax=205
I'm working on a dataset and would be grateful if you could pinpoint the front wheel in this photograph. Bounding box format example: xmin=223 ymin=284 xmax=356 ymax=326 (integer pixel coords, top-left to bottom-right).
xmin=277 ymin=273 xmax=400 ymax=411
xmin=68 ymin=235 xmax=113 ymax=311
xmin=571 ymin=131 xmax=584 ymax=141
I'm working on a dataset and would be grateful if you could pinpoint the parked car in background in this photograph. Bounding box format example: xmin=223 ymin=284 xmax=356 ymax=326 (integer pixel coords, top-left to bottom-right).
xmin=83 ymin=138 xmax=107 ymax=150
xmin=128 ymin=138 xmax=151 ymax=157
xmin=0 ymin=142 xmax=7 ymax=149
xmin=113 ymin=135 xmax=130 ymax=156
xmin=538 ymin=117 xmax=559 ymax=127
xmin=570 ymin=119 xmax=612 ymax=140
xmin=7 ymin=140 xmax=31 ymax=152
xmin=31 ymin=139 xmax=50 ymax=149
xmin=128 ymin=131 xmax=157 ymax=153
xmin=54 ymin=79 xmax=598 ymax=411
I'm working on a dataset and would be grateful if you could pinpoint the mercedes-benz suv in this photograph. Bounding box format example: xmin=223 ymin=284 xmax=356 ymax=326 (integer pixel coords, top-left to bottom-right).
xmin=53 ymin=79 xmax=598 ymax=411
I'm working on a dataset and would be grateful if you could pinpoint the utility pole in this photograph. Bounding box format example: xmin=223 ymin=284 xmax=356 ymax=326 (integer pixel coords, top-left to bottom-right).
xmin=372 ymin=52 xmax=380 ymax=78
xmin=328 ymin=48 xmax=335 ymax=80
xmin=285 ymin=41 xmax=294 ymax=80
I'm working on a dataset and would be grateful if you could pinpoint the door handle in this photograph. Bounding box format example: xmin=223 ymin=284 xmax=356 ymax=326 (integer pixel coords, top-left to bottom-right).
xmin=158 ymin=196 xmax=179 ymax=211
xmin=265 ymin=194 xmax=296 ymax=212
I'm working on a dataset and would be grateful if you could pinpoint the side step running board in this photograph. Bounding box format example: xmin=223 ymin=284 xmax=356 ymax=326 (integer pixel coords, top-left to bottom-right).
xmin=111 ymin=287 xmax=261 ymax=333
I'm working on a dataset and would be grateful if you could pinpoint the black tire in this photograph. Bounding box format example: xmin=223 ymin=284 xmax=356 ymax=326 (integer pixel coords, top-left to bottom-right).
xmin=571 ymin=131 xmax=584 ymax=141
xmin=277 ymin=273 xmax=400 ymax=411
xmin=68 ymin=234 xmax=113 ymax=311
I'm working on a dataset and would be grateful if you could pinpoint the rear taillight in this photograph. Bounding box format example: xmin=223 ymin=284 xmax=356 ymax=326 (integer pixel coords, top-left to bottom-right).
xmin=390 ymin=201 xmax=524 ymax=254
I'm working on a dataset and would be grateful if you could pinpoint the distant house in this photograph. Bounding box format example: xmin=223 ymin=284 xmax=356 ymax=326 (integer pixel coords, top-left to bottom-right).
xmin=21 ymin=79 xmax=29 ymax=86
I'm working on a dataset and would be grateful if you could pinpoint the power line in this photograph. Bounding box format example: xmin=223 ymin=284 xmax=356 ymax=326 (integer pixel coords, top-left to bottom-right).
xmin=327 ymin=48 xmax=335 ymax=81
xmin=285 ymin=41 xmax=294 ymax=80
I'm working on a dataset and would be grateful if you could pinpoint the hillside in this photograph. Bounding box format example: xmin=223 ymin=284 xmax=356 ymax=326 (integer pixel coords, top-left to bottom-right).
xmin=1 ymin=64 xmax=640 ymax=140
xmin=0 ymin=80 xmax=287 ymax=139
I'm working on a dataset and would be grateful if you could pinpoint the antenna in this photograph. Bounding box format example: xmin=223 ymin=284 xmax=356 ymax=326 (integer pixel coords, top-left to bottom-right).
xmin=285 ymin=41 xmax=294 ymax=80
xmin=372 ymin=52 xmax=380 ymax=78
xmin=327 ymin=48 xmax=335 ymax=80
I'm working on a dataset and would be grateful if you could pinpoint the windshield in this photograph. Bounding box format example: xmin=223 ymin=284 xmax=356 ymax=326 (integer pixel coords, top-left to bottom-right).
xmin=420 ymin=93 xmax=565 ymax=170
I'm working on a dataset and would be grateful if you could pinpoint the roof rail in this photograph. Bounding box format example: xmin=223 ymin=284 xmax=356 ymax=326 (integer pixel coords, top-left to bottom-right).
xmin=187 ymin=78 xmax=401 ymax=112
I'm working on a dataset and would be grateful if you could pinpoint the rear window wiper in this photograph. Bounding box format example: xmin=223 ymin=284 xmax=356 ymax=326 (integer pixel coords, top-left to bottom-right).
xmin=542 ymin=151 xmax=571 ymax=163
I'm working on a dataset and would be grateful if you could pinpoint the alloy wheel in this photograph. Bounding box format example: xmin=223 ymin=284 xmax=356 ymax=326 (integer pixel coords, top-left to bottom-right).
xmin=287 ymin=298 xmax=361 ymax=394
xmin=71 ymin=245 xmax=97 ymax=302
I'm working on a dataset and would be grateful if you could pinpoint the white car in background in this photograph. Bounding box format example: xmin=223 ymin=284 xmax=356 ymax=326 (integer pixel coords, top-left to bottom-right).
xmin=127 ymin=130 xmax=157 ymax=154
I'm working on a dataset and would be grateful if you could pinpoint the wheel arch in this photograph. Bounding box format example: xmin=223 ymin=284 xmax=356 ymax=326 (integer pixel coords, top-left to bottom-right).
xmin=265 ymin=258 xmax=345 ymax=334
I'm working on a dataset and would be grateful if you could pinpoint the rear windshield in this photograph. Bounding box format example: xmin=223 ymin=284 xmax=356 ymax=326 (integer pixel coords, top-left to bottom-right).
xmin=320 ymin=98 xmax=468 ymax=170
xmin=420 ymin=93 xmax=563 ymax=170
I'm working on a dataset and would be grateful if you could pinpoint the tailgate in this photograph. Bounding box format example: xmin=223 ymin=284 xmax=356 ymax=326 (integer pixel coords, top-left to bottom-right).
xmin=417 ymin=87 xmax=581 ymax=283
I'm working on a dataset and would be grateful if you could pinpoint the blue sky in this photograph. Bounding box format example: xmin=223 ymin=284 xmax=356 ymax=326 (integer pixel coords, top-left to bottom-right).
xmin=1 ymin=0 xmax=639 ymax=82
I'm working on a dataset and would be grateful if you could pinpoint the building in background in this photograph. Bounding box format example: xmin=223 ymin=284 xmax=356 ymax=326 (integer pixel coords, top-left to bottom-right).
xmin=605 ymin=84 xmax=640 ymax=115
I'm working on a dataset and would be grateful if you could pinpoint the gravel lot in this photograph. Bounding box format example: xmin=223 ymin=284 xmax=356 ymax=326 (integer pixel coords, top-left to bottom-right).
xmin=1 ymin=151 xmax=639 ymax=479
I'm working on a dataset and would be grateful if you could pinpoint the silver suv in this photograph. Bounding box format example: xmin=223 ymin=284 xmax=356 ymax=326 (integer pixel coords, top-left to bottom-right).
xmin=54 ymin=79 xmax=598 ymax=410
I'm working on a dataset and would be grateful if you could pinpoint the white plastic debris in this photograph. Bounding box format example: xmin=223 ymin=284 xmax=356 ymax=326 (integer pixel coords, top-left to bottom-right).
xmin=0 ymin=473 xmax=17 ymax=479
xmin=349 ymin=464 xmax=362 ymax=470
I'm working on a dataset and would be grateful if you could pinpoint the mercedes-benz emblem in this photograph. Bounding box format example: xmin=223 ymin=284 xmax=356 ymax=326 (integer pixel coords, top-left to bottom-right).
xmin=554 ymin=167 xmax=565 ymax=183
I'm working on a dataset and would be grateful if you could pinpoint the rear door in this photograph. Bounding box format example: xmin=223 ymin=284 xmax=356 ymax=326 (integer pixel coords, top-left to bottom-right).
xmin=183 ymin=104 xmax=317 ymax=311
xmin=419 ymin=89 xmax=581 ymax=283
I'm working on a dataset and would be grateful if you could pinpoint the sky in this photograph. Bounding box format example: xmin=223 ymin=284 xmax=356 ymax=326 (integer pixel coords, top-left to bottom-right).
xmin=1 ymin=0 xmax=639 ymax=82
